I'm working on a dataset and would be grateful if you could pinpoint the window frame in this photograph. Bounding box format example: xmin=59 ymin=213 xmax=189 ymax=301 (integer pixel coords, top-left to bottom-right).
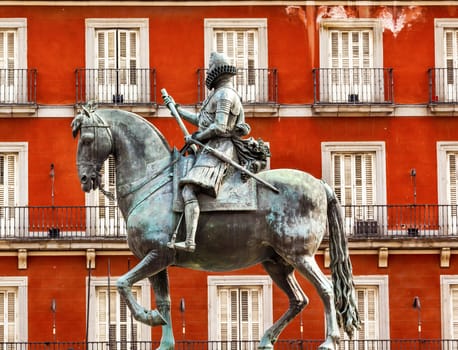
xmin=204 ymin=18 xmax=268 ymax=69
xmin=321 ymin=142 xmax=386 ymax=205
xmin=319 ymin=19 xmax=383 ymax=69
xmin=440 ymin=275 xmax=458 ymax=339
xmin=0 ymin=277 xmax=28 ymax=342
xmin=0 ymin=142 xmax=28 ymax=206
xmin=85 ymin=19 xmax=149 ymax=70
xmin=351 ymin=275 xmax=390 ymax=340
xmin=437 ymin=142 xmax=458 ymax=205
xmin=207 ymin=275 xmax=273 ymax=342
xmin=0 ymin=18 xmax=27 ymax=70
xmin=86 ymin=276 xmax=151 ymax=342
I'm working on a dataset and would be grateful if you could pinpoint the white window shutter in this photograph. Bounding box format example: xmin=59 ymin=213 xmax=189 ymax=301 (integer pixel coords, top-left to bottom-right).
xmin=96 ymin=286 xmax=140 ymax=343
xmin=217 ymin=286 xmax=263 ymax=342
xmin=448 ymin=153 xmax=458 ymax=217
xmin=0 ymin=289 xmax=17 ymax=342
xmin=0 ymin=154 xmax=17 ymax=209
xmin=332 ymin=152 xmax=376 ymax=219
xmin=451 ymin=286 xmax=458 ymax=337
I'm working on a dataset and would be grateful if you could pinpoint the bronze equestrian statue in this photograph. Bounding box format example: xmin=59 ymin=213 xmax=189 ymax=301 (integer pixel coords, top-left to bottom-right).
xmin=71 ymin=53 xmax=359 ymax=350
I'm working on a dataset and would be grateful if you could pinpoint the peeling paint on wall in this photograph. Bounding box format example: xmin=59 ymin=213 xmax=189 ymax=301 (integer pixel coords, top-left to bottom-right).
xmin=375 ymin=6 xmax=425 ymax=37
xmin=285 ymin=5 xmax=307 ymax=27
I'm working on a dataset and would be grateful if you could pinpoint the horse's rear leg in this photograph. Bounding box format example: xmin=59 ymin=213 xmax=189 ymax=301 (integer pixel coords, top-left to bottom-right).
xmin=259 ymin=255 xmax=309 ymax=350
xmin=295 ymin=256 xmax=339 ymax=350
xmin=116 ymin=250 xmax=167 ymax=326
xmin=149 ymin=270 xmax=174 ymax=350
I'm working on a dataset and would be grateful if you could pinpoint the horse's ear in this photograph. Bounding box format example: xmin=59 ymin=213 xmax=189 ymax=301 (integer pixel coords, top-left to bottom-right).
xmin=71 ymin=117 xmax=82 ymax=138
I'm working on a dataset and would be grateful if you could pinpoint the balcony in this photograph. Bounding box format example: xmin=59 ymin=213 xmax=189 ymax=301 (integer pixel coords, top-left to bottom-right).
xmin=197 ymin=68 xmax=278 ymax=116
xmin=2 ymin=340 xmax=458 ymax=350
xmin=0 ymin=68 xmax=37 ymax=115
xmin=75 ymin=68 xmax=157 ymax=113
xmin=312 ymin=68 xmax=394 ymax=115
xmin=0 ymin=206 xmax=126 ymax=240
xmin=428 ymin=67 xmax=458 ymax=114
xmin=0 ymin=204 xmax=458 ymax=241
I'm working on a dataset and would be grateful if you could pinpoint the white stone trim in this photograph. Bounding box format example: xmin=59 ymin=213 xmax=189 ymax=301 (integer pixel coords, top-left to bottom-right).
xmin=319 ymin=18 xmax=384 ymax=69
xmin=0 ymin=276 xmax=28 ymax=341
xmin=204 ymin=18 xmax=268 ymax=68
xmin=0 ymin=18 xmax=27 ymax=69
xmin=207 ymin=275 xmax=272 ymax=341
xmin=440 ymin=275 xmax=458 ymax=339
xmin=85 ymin=18 xmax=149 ymax=69
xmin=321 ymin=141 xmax=387 ymax=205
xmin=0 ymin=142 xmax=28 ymax=206
xmin=86 ymin=276 xmax=151 ymax=341
xmin=353 ymin=275 xmax=390 ymax=339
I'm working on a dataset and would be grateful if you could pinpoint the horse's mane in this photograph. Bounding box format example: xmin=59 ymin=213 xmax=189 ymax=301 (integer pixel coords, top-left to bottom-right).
xmin=71 ymin=107 xmax=172 ymax=153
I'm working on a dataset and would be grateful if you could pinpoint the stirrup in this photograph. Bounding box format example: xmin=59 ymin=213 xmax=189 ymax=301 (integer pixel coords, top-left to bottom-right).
xmin=174 ymin=241 xmax=196 ymax=252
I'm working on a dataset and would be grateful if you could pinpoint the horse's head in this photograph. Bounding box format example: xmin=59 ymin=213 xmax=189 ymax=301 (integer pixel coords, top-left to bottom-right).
xmin=71 ymin=105 xmax=113 ymax=193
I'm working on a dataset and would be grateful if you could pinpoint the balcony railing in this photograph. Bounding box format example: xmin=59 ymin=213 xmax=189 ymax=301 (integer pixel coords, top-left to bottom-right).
xmin=2 ymin=340 xmax=458 ymax=350
xmin=312 ymin=68 xmax=394 ymax=105
xmin=75 ymin=68 xmax=157 ymax=106
xmin=0 ymin=68 xmax=37 ymax=105
xmin=197 ymin=68 xmax=278 ymax=105
xmin=0 ymin=206 xmax=126 ymax=239
xmin=1 ymin=204 xmax=458 ymax=240
xmin=428 ymin=67 xmax=458 ymax=104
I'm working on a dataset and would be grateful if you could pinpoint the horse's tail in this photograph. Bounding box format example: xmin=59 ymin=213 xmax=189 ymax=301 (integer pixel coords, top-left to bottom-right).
xmin=322 ymin=181 xmax=360 ymax=338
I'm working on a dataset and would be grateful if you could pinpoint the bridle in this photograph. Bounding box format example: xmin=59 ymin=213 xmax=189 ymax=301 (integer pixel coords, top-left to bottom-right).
xmin=77 ymin=105 xmax=115 ymax=199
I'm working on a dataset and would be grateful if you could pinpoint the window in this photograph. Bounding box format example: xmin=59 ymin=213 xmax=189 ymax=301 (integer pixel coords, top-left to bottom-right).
xmin=0 ymin=19 xmax=27 ymax=104
xmin=0 ymin=277 xmax=27 ymax=343
xmin=0 ymin=143 xmax=27 ymax=237
xmin=437 ymin=142 xmax=458 ymax=234
xmin=204 ymin=19 xmax=268 ymax=103
xmin=85 ymin=19 xmax=149 ymax=104
xmin=86 ymin=156 xmax=126 ymax=236
xmin=322 ymin=142 xmax=386 ymax=235
xmin=435 ymin=20 xmax=458 ymax=102
xmin=87 ymin=277 xmax=151 ymax=344
xmin=440 ymin=276 xmax=458 ymax=339
xmin=319 ymin=19 xmax=384 ymax=103
xmin=339 ymin=276 xmax=389 ymax=347
xmin=208 ymin=276 xmax=272 ymax=347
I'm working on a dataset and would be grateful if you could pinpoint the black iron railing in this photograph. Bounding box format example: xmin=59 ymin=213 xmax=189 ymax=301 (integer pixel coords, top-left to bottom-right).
xmin=0 ymin=68 xmax=37 ymax=105
xmin=2 ymin=340 xmax=458 ymax=350
xmin=75 ymin=68 xmax=157 ymax=105
xmin=0 ymin=206 xmax=126 ymax=239
xmin=312 ymin=68 xmax=394 ymax=105
xmin=340 ymin=204 xmax=458 ymax=238
xmin=197 ymin=68 xmax=278 ymax=105
xmin=1 ymin=204 xmax=458 ymax=240
xmin=428 ymin=67 xmax=458 ymax=104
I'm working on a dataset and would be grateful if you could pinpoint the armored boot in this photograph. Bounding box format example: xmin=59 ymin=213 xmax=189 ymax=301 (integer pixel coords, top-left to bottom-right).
xmin=174 ymin=199 xmax=199 ymax=252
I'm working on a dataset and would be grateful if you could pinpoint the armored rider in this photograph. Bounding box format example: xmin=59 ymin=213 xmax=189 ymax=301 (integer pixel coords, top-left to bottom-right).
xmin=163 ymin=52 xmax=250 ymax=252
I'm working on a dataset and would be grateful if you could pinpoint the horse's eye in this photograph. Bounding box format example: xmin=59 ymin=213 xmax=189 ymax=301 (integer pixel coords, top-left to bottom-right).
xmin=81 ymin=133 xmax=94 ymax=145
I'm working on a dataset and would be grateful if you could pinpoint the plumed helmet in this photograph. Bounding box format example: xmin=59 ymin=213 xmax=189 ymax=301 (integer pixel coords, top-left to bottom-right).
xmin=205 ymin=52 xmax=237 ymax=90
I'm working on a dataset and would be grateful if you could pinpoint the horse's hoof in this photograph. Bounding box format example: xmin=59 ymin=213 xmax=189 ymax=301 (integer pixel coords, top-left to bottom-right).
xmin=318 ymin=339 xmax=337 ymax=350
xmin=144 ymin=309 xmax=167 ymax=326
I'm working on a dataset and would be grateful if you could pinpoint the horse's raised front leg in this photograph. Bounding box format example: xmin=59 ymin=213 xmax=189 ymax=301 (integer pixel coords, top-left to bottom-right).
xmin=259 ymin=255 xmax=309 ymax=350
xmin=117 ymin=250 xmax=167 ymax=326
xmin=149 ymin=270 xmax=174 ymax=350
xmin=295 ymin=255 xmax=340 ymax=350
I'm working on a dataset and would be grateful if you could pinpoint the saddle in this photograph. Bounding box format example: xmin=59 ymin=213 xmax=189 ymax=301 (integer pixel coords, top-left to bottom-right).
xmin=171 ymin=149 xmax=258 ymax=212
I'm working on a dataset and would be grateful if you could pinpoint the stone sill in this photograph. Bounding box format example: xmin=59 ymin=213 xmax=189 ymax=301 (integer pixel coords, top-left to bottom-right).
xmin=430 ymin=104 xmax=458 ymax=115
xmin=312 ymin=103 xmax=395 ymax=116
xmin=0 ymin=105 xmax=38 ymax=117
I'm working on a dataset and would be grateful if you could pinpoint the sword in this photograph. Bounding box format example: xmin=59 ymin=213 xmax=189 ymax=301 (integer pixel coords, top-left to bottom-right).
xmin=189 ymin=138 xmax=279 ymax=194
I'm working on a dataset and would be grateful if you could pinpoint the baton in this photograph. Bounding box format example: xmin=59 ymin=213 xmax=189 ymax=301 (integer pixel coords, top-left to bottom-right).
xmin=161 ymin=88 xmax=198 ymax=153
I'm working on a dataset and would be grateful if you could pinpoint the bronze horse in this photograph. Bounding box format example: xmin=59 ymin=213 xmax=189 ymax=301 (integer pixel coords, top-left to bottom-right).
xmin=71 ymin=107 xmax=359 ymax=350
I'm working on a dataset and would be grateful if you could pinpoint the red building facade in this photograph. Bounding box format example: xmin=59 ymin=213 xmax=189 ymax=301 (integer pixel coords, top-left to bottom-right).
xmin=0 ymin=0 xmax=458 ymax=347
